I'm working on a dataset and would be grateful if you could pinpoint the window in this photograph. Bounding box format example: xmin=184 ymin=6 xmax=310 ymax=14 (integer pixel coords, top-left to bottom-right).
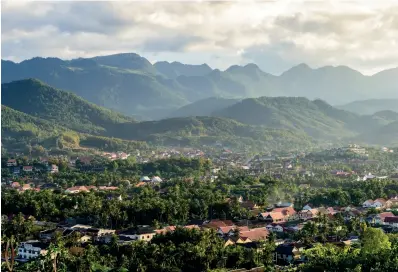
xmin=147 ymin=235 xmax=150 ymax=239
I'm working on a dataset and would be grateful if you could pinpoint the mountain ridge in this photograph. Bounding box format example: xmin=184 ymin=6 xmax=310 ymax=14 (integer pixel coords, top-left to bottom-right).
xmin=2 ymin=53 xmax=398 ymax=118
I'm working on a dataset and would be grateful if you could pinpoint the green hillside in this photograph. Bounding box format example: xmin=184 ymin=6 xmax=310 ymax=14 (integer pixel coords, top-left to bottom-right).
xmin=111 ymin=116 xmax=316 ymax=151
xmin=1 ymin=79 xmax=134 ymax=134
xmin=358 ymin=121 xmax=398 ymax=146
xmin=1 ymin=105 xmax=146 ymax=152
xmin=168 ymin=97 xmax=241 ymax=118
xmin=1 ymin=105 xmax=67 ymax=140
xmin=212 ymin=97 xmax=378 ymax=139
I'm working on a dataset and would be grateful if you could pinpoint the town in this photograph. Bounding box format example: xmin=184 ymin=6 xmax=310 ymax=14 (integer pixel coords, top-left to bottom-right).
xmin=2 ymin=143 xmax=398 ymax=271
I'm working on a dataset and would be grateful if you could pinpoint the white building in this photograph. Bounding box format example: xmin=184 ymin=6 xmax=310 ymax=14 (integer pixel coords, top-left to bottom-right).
xmin=18 ymin=240 xmax=48 ymax=260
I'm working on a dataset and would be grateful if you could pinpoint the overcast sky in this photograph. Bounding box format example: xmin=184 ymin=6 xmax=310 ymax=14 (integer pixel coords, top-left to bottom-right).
xmin=2 ymin=0 xmax=398 ymax=75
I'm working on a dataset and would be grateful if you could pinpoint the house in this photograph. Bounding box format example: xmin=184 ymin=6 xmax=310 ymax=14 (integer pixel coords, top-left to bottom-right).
xmin=363 ymin=198 xmax=391 ymax=209
xmin=11 ymin=181 xmax=21 ymax=189
xmin=20 ymin=184 xmax=33 ymax=192
xmin=22 ymin=166 xmax=33 ymax=172
xmin=266 ymin=224 xmax=284 ymax=233
xmin=17 ymin=240 xmax=48 ymax=260
xmin=217 ymin=226 xmax=249 ymax=236
xmin=298 ymin=209 xmax=319 ymax=220
xmin=374 ymin=198 xmax=391 ymax=209
xmin=224 ymin=236 xmax=253 ymax=247
xmin=65 ymin=186 xmax=90 ymax=194
xmin=140 ymin=176 xmax=151 ymax=182
xmin=374 ymin=212 xmax=395 ymax=224
xmin=84 ymin=228 xmax=116 ymax=242
xmin=151 ymin=176 xmax=163 ymax=183
xmin=48 ymin=164 xmax=59 ymax=174
xmin=384 ymin=216 xmax=398 ymax=227
xmin=258 ymin=212 xmax=285 ymax=223
xmin=202 ymin=219 xmax=235 ymax=229
xmin=119 ymin=226 xmax=156 ymax=242
xmin=39 ymin=157 xmax=49 ymax=166
xmin=272 ymin=207 xmax=298 ymax=221
xmin=363 ymin=200 xmax=374 ymax=208
xmin=155 ymin=226 xmax=177 ymax=235
xmin=7 ymin=159 xmax=17 ymax=167
xmin=117 ymin=152 xmax=130 ymax=160
xmin=39 ymin=228 xmax=59 ymax=241
xmin=239 ymin=227 xmax=269 ymax=242
xmin=302 ymin=204 xmax=313 ymax=211
xmin=274 ymin=244 xmax=305 ymax=265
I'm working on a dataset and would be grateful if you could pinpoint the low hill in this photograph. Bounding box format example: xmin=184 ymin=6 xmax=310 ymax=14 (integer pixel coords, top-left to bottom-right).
xmin=358 ymin=121 xmax=398 ymax=146
xmin=211 ymin=97 xmax=394 ymax=140
xmin=212 ymin=97 xmax=359 ymax=139
xmin=112 ymin=116 xmax=316 ymax=151
xmin=1 ymin=105 xmax=146 ymax=152
xmin=1 ymin=105 xmax=67 ymax=140
xmin=168 ymin=97 xmax=241 ymax=118
xmin=337 ymin=99 xmax=398 ymax=115
xmin=1 ymin=79 xmax=135 ymax=134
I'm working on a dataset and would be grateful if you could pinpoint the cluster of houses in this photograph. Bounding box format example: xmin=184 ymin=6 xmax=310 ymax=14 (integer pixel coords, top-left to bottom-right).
xmin=6 ymin=159 xmax=59 ymax=175
xmin=101 ymin=152 xmax=130 ymax=161
xmin=64 ymin=185 xmax=119 ymax=194
xmin=13 ymin=192 xmax=398 ymax=263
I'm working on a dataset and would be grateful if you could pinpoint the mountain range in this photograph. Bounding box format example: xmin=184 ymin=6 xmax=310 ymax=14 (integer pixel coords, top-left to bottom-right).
xmin=2 ymin=53 xmax=397 ymax=119
xmin=2 ymin=79 xmax=398 ymax=153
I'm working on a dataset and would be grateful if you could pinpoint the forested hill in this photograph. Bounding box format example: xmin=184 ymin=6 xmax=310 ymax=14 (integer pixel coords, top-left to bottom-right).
xmin=1 ymin=79 xmax=135 ymax=135
xmin=1 ymin=105 xmax=67 ymax=139
xmin=168 ymin=97 xmax=241 ymax=118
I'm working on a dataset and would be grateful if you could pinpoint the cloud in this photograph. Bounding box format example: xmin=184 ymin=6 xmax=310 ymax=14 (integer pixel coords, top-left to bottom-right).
xmin=1 ymin=1 xmax=398 ymax=75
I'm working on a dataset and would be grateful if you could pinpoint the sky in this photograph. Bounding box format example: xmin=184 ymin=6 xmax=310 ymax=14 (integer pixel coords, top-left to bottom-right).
xmin=2 ymin=0 xmax=398 ymax=75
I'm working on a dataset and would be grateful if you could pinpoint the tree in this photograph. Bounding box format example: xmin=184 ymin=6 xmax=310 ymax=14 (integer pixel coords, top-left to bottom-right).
xmin=361 ymin=227 xmax=391 ymax=255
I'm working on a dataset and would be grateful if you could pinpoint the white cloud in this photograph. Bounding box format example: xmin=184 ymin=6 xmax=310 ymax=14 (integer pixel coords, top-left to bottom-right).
xmin=1 ymin=0 xmax=398 ymax=75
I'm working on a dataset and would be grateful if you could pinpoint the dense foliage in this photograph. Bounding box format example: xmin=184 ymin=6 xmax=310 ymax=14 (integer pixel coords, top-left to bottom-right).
xmin=2 ymin=79 xmax=134 ymax=134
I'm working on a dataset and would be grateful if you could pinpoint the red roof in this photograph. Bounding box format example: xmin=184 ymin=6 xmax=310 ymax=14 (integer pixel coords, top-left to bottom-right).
xmin=240 ymin=228 xmax=269 ymax=241
xmin=66 ymin=186 xmax=89 ymax=192
xmin=260 ymin=212 xmax=285 ymax=221
xmin=378 ymin=212 xmax=394 ymax=220
xmin=385 ymin=216 xmax=398 ymax=223
xmin=11 ymin=182 xmax=21 ymax=188
xmin=273 ymin=207 xmax=297 ymax=216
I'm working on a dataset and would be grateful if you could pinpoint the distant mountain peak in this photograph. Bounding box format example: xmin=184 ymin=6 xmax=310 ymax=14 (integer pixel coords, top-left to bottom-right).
xmin=244 ymin=63 xmax=260 ymax=69
xmin=281 ymin=63 xmax=312 ymax=76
